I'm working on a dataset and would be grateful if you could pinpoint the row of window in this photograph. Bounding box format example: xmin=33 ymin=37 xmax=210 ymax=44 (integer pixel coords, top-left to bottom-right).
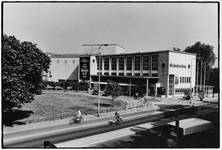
xmin=99 ymin=72 xmax=158 ymax=77
xmin=57 ymin=60 xmax=76 ymax=63
xmin=97 ymin=54 xmax=158 ymax=71
xmin=175 ymin=76 xmax=191 ymax=84
xmin=180 ymin=77 xmax=191 ymax=83
xmin=175 ymin=88 xmax=192 ymax=93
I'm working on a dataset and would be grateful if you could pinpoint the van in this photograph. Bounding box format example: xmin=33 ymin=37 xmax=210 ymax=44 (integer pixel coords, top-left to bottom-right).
xmin=160 ymin=118 xmax=215 ymax=148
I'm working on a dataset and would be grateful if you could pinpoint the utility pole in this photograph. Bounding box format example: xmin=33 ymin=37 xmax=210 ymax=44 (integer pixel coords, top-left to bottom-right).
xmin=97 ymin=44 xmax=109 ymax=117
xmin=200 ymin=61 xmax=202 ymax=91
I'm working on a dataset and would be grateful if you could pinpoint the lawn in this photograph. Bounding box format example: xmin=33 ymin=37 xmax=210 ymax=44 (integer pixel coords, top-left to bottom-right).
xmin=18 ymin=91 xmax=127 ymax=122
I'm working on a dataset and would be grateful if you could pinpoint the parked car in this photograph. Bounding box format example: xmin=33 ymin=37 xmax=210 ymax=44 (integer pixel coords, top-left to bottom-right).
xmin=46 ymin=85 xmax=54 ymax=90
xmin=102 ymin=91 xmax=109 ymax=96
xmin=91 ymin=90 xmax=98 ymax=95
xmin=55 ymin=86 xmax=63 ymax=90
xmin=67 ymin=86 xmax=73 ymax=90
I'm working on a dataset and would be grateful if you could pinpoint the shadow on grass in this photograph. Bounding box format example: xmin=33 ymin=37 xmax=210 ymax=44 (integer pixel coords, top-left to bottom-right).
xmin=156 ymin=104 xmax=190 ymax=111
xmin=3 ymin=110 xmax=34 ymax=127
xmin=202 ymin=100 xmax=218 ymax=104
xmin=93 ymin=103 xmax=113 ymax=107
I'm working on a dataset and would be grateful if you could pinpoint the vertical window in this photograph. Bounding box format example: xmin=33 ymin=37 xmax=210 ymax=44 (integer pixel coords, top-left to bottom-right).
xmin=111 ymin=57 xmax=117 ymax=70
xmin=151 ymin=54 xmax=158 ymax=70
xmin=72 ymin=60 xmax=75 ymax=63
xmin=104 ymin=57 xmax=109 ymax=70
xmin=65 ymin=60 xmax=67 ymax=63
xmin=126 ymin=56 xmax=132 ymax=70
xmin=134 ymin=55 xmax=140 ymax=70
xmin=143 ymin=55 xmax=150 ymax=70
xmin=119 ymin=57 xmax=124 ymax=70
xmin=57 ymin=60 xmax=59 ymax=63
xmin=169 ymin=75 xmax=174 ymax=95
xmin=97 ymin=57 xmax=102 ymax=70
xmin=175 ymin=77 xmax=179 ymax=84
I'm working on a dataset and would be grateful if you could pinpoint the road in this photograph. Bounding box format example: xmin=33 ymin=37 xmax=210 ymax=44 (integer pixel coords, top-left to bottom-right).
xmin=3 ymin=103 xmax=218 ymax=148
xmin=56 ymin=103 xmax=218 ymax=148
xmin=92 ymin=111 xmax=219 ymax=148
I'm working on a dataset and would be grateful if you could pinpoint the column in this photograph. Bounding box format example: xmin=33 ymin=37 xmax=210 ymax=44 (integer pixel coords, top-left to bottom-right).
xmin=146 ymin=78 xmax=149 ymax=96
xmin=129 ymin=78 xmax=132 ymax=96
xmin=166 ymin=74 xmax=169 ymax=97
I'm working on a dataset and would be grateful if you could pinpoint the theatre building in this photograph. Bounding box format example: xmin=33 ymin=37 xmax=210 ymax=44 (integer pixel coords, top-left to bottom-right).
xmin=43 ymin=53 xmax=79 ymax=82
xmin=79 ymin=44 xmax=196 ymax=97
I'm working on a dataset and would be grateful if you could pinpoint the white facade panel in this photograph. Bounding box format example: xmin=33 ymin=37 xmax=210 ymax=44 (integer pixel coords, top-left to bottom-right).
xmin=169 ymin=52 xmax=196 ymax=89
xmin=82 ymin=44 xmax=125 ymax=55
xmin=90 ymin=56 xmax=97 ymax=75
xmin=47 ymin=57 xmax=79 ymax=82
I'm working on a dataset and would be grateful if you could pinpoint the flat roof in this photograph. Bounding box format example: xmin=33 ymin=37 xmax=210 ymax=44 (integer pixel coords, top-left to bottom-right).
xmin=50 ymin=54 xmax=80 ymax=58
xmin=82 ymin=44 xmax=125 ymax=50
xmin=50 ymin=49 xmax=196 ymax=58
xmin=97 ymin=50 xmax=196 ymax=57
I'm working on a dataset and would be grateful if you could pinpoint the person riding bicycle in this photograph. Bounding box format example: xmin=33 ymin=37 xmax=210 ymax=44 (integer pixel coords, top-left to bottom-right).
xmin=114 ymin=111 xmax=121 ymax=123
xmin=75 ymin=109 xmax=83 ymax=121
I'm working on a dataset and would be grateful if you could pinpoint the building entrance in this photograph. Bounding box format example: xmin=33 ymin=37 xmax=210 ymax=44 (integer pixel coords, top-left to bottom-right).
xmin=169 ymin=75 xmax=174 ymax=96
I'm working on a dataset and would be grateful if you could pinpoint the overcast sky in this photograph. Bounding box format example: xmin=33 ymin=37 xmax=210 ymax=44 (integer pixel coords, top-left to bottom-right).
xmin=3 ymin=2 xmax=219 ymax=67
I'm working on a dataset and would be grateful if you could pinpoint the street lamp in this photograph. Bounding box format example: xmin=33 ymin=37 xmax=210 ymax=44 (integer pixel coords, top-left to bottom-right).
xmin=97 ymin=44 xmax=109 ymax=117
xmin=190 ymin=57 xmax=199 ymax=103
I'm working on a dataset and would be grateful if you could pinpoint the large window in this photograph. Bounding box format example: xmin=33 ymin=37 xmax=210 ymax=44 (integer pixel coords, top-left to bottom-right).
xmin=134 ymin=55 xmax=140 ymax=70
xmin=169 ymin=75 xmax=174 ymax=95
xmin=119 ymin=57 xmax=124 ymax=70
xmin=104 ymin=57 xmax=109 ymax=70
xmin=111 ymin=57 xmax=117 ymax=70
xmin=143 ymin=55 xmax=150 ymax=70
xmin=126 ymin=56 xmax=132 ymax=70
xmin=151 ymin=54 xmax=158 ymax=70
xmin=97 ymin=57 xmax=102 ymax=70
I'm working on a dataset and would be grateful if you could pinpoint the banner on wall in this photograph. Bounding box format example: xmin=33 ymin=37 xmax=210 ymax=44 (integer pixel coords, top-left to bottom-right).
xmin=80 ymin=57 xmax=90 ymax=80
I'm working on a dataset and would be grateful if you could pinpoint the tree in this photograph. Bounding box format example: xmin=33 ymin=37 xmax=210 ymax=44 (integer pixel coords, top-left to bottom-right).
xmin=104 ymin=80 xmax=121 ymax=104
xmin=3 ymin=34 xmax=51 ymax=112
xmin=173 ymin=47 xmax=181 ymax=51
xmin=184 ymin=41 xmax=216 ymax=89
xmin=184 ymin=41 xmax=216 ymax=66
xmin=208 ymin=67 xmax=219 ymax=93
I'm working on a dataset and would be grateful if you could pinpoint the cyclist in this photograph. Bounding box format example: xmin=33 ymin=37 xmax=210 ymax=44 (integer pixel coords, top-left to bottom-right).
xmin=114 ymin=111 xmax=121 ymax=123
xmin=75 ymin=109 xmax=83 ymax=121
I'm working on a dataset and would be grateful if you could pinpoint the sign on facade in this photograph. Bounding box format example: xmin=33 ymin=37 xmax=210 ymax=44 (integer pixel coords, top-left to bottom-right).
xmin=80 ymin=57 xmax=90 ymax=80
xmin=170 ymin=63 xmax=186 ymax=69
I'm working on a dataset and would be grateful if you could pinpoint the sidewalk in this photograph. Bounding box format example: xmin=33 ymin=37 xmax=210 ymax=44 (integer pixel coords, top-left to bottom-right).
xmin=3 ymin=94 xmax=218 ymax=134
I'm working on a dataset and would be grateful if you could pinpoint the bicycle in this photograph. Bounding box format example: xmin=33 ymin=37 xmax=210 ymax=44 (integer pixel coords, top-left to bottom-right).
xmin=68 ymin=116 xmax=83 ymax=125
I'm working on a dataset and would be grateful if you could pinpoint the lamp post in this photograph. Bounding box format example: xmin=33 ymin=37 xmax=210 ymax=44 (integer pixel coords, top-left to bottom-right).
xmin=97 ymin=44 xmax=109 ymax=117
xmin=190 ymin=57 xmax=199 ymax=103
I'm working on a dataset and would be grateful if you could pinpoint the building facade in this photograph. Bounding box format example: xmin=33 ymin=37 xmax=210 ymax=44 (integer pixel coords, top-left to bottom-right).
xmin=44 ymin=44 xmax=196 ymax=97
xmin=79 ymin=45 xmax=196 ymax=97
xmin=43 ymin=53 xmax=79 ymax=82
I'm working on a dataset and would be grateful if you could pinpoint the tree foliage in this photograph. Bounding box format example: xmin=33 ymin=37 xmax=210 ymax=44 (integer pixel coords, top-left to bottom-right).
xmin=3 ymin=34 xmax=51 ymax=112
xmin=173 ymin=47 xmax=181 ymax=51
xmin=104 ymin=80 xmax=121 ymax=100
xmin=184 ymin=41 xmax=217 ymax=88
xmin=184 ymin=41 xmax=216 ymax=66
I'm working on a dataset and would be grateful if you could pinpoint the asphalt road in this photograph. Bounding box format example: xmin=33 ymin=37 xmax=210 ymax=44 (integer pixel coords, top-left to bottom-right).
xmin=56 ymin=103 xmax=219 ymax=148
xmin=3 ymin=103 xmax=218 ymax=148
xmin=93 ymin=111 xmax=219 ymax=148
